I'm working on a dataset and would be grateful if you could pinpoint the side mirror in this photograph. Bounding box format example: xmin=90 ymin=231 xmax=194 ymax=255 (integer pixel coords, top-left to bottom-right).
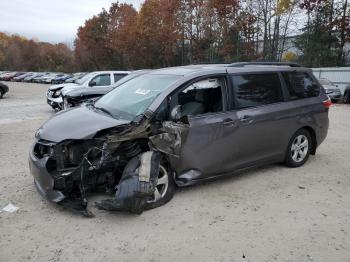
xmin=170 ymin=105 xmax=183 ymax=121
xmin=89 ymin=81 xmax=97 ymax=87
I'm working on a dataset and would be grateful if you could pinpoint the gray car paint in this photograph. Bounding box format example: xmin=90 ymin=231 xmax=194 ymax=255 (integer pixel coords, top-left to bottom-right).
xmin=149 ymin=66 xmax=329 ymax=183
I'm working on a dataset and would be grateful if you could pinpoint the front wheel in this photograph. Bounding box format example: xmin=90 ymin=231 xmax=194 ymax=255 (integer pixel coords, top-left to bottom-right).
xmin=343 ymin=92 xmax=350 ymax=104
xmin=145 ymin=162 xmax=175 ymax=210
xmin=284 ymin=129 xmax=312 ymax=168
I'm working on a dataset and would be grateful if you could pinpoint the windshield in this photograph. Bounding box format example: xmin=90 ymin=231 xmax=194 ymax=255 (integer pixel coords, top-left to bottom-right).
xmin=94 ymin=74 xmax=181 ymax=120
xmin=75 ymin=72 xmax=96 ymax=85
xmin=318 ymin=79 xmax=333 ymax=86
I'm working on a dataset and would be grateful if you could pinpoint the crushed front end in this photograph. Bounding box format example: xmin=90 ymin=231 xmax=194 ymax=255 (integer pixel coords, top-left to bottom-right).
xmin=29 ymin=118 xmax=166 ymax=216
xmin=47 ymin=88 xmax=63 ymax=110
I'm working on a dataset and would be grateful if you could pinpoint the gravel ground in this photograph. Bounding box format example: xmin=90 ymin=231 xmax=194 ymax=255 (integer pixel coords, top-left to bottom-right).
xmin=0 ymin=82 xmax=349 ymax=262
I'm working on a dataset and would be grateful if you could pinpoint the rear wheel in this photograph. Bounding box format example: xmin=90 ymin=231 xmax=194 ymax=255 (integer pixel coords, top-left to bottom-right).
xmin=0 ymin=88 xmax=3 ymax=99
xmin=285 ymin=129 xmax=312 ymax=168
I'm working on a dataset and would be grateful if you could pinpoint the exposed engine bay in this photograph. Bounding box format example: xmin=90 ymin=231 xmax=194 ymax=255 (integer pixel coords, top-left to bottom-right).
xmin=31 ymin=117 xmax=186 ymax=217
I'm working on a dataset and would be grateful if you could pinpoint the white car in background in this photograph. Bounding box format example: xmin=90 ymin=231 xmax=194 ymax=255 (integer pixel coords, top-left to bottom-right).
xmin=317 ymin=78 xmax=342 ymax=103
xmin=46 ymin=71 xmax=130 ymax=110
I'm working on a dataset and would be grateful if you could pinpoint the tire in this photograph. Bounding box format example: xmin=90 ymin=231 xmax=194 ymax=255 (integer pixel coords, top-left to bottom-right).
xmin=284 ymin=129 xmax=312 ymax=168
xmin=343 ymin=92 xmax=350 ymax=104
xmin=145 ymin=160 xmax=176 ymax=210
xmin=0 ymin=88 xmax=3 ymax=99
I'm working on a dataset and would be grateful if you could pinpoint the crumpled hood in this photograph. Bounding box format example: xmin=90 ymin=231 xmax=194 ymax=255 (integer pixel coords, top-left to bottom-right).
xmin=62 ymin=86 xmax=112 ymax=98
xmin=36 ymin=106 xmax=130 ymax=143
xmin=49 ymin=83 xmax=78 ymax=91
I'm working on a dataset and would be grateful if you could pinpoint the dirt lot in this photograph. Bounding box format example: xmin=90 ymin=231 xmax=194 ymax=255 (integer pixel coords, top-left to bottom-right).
xmin=0 ymin=82 xmax=349 ymax=262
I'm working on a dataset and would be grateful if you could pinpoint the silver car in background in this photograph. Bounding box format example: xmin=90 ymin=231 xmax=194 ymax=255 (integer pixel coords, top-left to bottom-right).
xmin=46 ymin=71 xmax=130 ymax=110
xmin=317 ymin=78 xmax=342 ymax=102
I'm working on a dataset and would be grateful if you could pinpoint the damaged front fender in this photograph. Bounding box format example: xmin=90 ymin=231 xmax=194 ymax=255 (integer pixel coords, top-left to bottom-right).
xmin=96 ymin=151 xmax=162 ymax=214
xmin=149 ymin=121 xmax=189 ymax=157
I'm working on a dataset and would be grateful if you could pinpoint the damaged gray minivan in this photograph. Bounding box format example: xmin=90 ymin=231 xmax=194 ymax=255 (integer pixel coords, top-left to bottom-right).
xmin=29 ymin=62 xmax=330 ymax=216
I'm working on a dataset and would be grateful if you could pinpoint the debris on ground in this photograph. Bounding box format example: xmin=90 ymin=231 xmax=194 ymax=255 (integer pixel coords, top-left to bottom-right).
xmin=1 ymin=203 xmax=19 ymax=213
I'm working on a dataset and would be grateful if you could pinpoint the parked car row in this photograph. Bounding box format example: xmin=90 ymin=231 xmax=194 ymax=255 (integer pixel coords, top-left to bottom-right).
xmin=0 ymin=71 xmax=88 ymax=84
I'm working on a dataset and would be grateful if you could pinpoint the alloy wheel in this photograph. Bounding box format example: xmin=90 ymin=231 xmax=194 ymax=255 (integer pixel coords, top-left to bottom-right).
xmin=148 ymin=165 xmax=169 ymax=203
xmin=291 ymin=135 xmax=309 ymax=163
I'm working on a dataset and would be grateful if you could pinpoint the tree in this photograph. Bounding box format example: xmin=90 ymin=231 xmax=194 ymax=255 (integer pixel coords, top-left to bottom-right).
xmin=0 ymin=32 xmax=74 ymax=72
xmin=135 ymin=0 xmax=181 ymax=68
xmin=107 ymin=2 xmax=138 ymax=69
xmin=75 ymin=10 xmax=112 ymax=70
xmin=296 ymin=0 xmax=347 ymax=66
xmin=282 ymin=50 xmax=297 ymax=61
xmin=332 ymin=0 xmax=349 ymax=64
xmin=70 ymin=0 xmax=348 ymax=70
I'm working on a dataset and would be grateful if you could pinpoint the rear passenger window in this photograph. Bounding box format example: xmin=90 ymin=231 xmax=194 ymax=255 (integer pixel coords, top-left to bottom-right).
xmin=114 ymin=74 xmax=127 ymax=83
xmin=232 ymin=73 xmax=283 ymax=109
xmin=282 ymin=72 xmax=320 ymax=100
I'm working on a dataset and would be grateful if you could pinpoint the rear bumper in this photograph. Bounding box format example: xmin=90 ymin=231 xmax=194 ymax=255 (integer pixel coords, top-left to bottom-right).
xmin=29 ymin=144 xmax=65 ymax=203
xmin=327 ymin=93 xmax=342 ymax=100
xmin=315 ymin=113 xmax=329 ymax=149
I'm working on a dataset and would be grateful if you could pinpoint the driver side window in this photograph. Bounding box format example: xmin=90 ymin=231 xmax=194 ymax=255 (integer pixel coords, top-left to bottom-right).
xmin=90 ymin=74 xmax=111 ymax=86
xmin=176 ymin=77 xmax=224 ymax=117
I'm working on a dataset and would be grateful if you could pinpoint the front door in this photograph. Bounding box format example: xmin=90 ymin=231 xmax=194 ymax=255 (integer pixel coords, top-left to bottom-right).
xmin=165 ymin=75 xmax=242 ymax=179
xmin=88 ymin=74 xmax=112 ymax=88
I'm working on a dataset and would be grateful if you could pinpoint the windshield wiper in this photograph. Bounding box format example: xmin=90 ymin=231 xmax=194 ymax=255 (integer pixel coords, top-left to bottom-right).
xmin=94 ymin=106 xmax=114 ymax=117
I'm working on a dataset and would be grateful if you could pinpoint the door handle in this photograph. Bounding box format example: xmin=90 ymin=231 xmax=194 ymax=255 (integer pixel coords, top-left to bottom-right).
xmin=222 ymin=118 xmax=237 ymax=127
xmin=239 ymin=115 xmax=254 ymax=124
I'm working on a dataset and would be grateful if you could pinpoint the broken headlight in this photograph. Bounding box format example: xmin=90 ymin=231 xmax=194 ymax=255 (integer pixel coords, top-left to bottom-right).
xmin=33 ymin=141 xmax=54 ymax=159
xmin=62 ymin=144 xmax=78 ymax=165
xmin=52 ymin=90 xmax=61 ymax=98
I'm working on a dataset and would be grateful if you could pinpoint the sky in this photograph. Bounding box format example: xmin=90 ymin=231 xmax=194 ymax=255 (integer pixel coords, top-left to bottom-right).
xmin=0 ymin=0 xmax=143 ymax=45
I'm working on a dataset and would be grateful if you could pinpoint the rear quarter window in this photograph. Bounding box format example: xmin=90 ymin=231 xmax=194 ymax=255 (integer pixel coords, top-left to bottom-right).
xmin=114 ymin=74 xmax=127 ymax=83
xmin=282 ymin=72 xmax=320 ymax=100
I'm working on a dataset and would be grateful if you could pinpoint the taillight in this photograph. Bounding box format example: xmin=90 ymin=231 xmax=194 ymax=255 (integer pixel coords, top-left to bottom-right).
xmin=323 ymin=99 xmax=332 ymax=109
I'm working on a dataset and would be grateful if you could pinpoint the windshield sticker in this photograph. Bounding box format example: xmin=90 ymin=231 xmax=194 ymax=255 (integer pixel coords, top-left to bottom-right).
xmin=135 ymin=89 xmax=151 ymax=95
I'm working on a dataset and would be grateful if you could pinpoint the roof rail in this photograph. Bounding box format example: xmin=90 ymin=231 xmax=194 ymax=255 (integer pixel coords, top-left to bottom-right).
xmin=228 ymin=62 xmax=301 ymax=67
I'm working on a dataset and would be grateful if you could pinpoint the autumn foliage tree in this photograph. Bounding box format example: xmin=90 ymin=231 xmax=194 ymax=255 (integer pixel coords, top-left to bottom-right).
xmin=74 ymin=0 xmax=259 ymax=69
xmin=74 ymin=10 xmax=112 ymax=70
xmin=1 ymin=0 xmax=348 ymax=71
xmin=0 ymin=32 xmax=74 ymax=72
xmin=75 ymin=0 xmax=313 ymax=69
